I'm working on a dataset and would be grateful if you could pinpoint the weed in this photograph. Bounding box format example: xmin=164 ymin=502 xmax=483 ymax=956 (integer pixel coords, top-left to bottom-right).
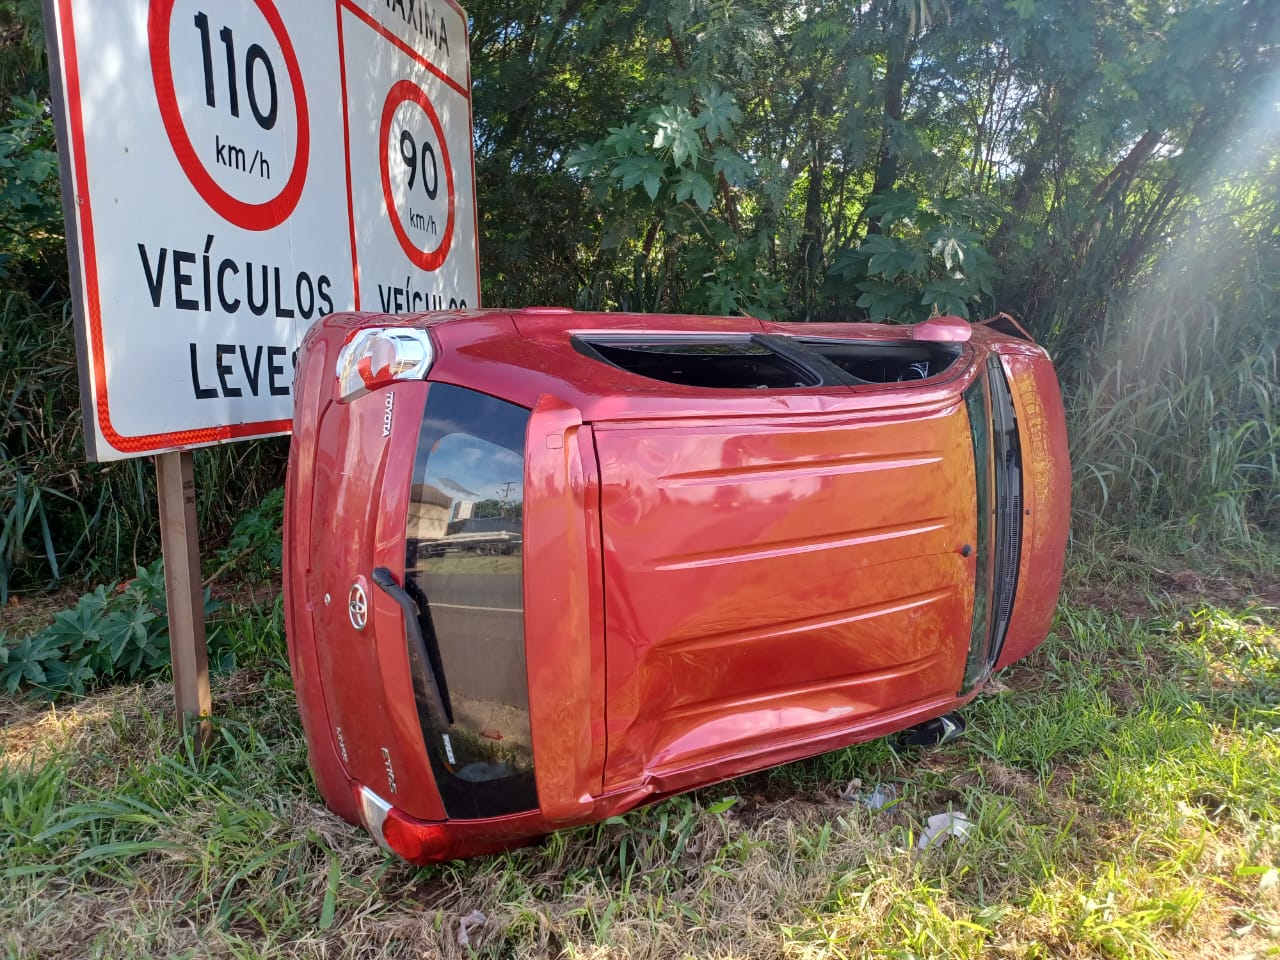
xmin=1061 ymin=230 xmax=1280 ymax=544
xmin=205 ymin=487 xmax=284 ymax=589
xmin=0 ymin=286 xmax=292 ymax=599
xmin=0 ymin=560 xmax=228 ymax=698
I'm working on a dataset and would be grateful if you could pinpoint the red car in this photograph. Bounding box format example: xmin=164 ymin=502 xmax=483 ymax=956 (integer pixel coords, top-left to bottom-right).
xmin=283 ymin=308 xmax=1069 ymax=863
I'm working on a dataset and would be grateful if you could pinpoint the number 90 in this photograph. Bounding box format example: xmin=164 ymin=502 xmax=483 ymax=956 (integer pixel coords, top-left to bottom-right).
xmin=399 ymin=129 xmax=438 ymax=201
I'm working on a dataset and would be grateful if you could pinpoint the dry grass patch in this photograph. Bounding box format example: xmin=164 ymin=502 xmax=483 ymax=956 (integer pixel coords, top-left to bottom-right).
xmin=0 ymin=683 xmax=169 ymax=771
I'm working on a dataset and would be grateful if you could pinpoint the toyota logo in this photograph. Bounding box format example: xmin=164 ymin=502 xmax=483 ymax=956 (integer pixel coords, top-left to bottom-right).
xmin=348 ymin=581 xmax=369 ymax=631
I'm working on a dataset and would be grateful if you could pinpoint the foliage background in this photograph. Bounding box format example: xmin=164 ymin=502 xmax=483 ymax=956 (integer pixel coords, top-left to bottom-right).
xmin=0 ymin=0 xmax=1277 ymax=599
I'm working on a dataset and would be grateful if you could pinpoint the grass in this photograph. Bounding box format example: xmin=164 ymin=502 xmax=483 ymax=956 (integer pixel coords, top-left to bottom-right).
xmin=1 ymin=540 xmax=1278 ymax=959
xmin=422 ymin=553 xmax=523 ymax=575
xmin=1059 ymin=263 xmax=1280 ymax=544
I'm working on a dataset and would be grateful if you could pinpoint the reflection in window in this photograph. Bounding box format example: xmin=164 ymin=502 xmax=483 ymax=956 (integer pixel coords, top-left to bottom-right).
xmin=404 ymin=384 xmax=536 ymax=819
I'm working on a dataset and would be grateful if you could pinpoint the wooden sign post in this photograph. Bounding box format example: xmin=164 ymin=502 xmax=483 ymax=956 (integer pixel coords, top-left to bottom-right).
xmin=155 ymin=452 xmax=212 ymax=748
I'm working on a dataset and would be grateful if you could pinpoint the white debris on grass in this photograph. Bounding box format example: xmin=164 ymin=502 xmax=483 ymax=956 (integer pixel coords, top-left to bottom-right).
xmin=840 ymin=780 xmax=899 ymax=811
xmin=917 ymin=811 xmax=973 ymax=849
xmin=457 ymin=909 xmax=488 ymax=948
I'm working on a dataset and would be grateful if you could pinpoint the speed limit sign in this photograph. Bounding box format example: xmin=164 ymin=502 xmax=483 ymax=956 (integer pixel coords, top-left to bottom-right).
xmin=379 ymin=78 xmax=455 ymax=272
xmin=149 ymin=0 xmax=312 ymax=231
xmin=44 ymin=0 xmax=478 ymax=461
xmin=340 ymin=3 xmax=477 ymax=316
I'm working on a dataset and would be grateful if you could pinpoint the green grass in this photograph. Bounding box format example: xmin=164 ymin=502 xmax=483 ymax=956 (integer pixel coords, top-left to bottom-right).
xmin=1060 ymin=271 xmax=1280 ymax=544
xmin=1 ymin=543 xmax=1278 ymax=959
xmin=422 ymin=553 xmax=523 ymax=575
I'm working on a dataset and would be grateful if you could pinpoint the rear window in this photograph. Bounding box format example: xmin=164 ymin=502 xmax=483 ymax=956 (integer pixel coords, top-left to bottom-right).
xmin=796 ymin=338 xmax=962 ymax=383
xmin=404 ymin=384 xmax=537 ymax=820
xmin=573 ymin=332 xmax=965 ymax=388
xmin=574 ymin=335 xmax=821 ymax=389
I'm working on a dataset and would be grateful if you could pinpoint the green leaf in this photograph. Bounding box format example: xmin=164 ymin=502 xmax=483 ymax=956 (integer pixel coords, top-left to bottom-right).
xmin=319 ymin=855 xmax=341 ymax=929
xmin=959 ymin=247 xmax=999 ymax=295
xmin=861 ymin=236 xmax=928 ymax=281
xmin=711 ymin=146 xmax=753 ymax=187
xmin=829 ymin=247 xmax=865 ymax=282
xmin=0 ymin=632 xmax=60 ymax=691
xmin=706 ymin=796 xmax=739 ymax=815
xmin=673 ymin=169 xmax=715 ymax=211
xmin=2 ymin=863 xmax=63 ymax=880
xmin=42 ymin=655 xmax=94 ymax=696
xmin=132 ymin=561 xmax=170 ymax=608
xmin=926 ymin=226 xmax=982 ymax=270
xmin=857 ymin=235 xmax=898 ymax=255
xmin=612 ymin=154 xmax=667 ymax=201
xmin=862 ymin=190 xmax=920 ymax=230
xmin=603 ymin=122 xmax=647 ymax=158
xmin=45 ymin=587 xmax=110 ymax=659
xmin=855 ymin=281 xmax=917 ymax=321
xmin=101 ymin=613 xmax=133 ymax=666
xmin=649 ymin=104 xmax=701 ymax=167
xmin=70 ymin=840 xmax=184 ymax=864
xmin=919 ymin=279 xmax=973 ymax=318
xmin=705 ymin=282 xmax=740 ymax=316
xmin=565 ymin=142 xmax=605 ymax=174
xmin=696 ymin=86 xmax=742 ymax=144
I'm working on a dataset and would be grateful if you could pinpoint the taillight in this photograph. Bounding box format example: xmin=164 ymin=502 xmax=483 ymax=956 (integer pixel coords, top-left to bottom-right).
xmin=351 ymin=784 xmax=453 ymax=863
xmin=335 ymin=328 xmax=434 ymax=401
xmin=379 ymin=812 xmax=453 ymax=863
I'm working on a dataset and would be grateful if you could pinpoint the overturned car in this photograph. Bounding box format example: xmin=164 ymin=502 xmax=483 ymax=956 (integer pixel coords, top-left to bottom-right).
xmin=283 ymin=307 xmax=1069 ymax=863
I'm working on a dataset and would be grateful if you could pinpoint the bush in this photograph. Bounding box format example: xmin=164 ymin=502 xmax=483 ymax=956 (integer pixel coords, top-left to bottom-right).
xmin=0 ymin=487 xmax=283 ymax=698
xmin=0 ymin=559 xmax=228 ymax=698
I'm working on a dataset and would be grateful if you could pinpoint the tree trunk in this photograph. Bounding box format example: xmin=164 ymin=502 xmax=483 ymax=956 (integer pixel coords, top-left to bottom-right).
xmin=799 ymin=138 xmax=825 ymax=321
xmin=1090 ymin=128 xmax=1164 ymax=205
xmin=866 ymin=13 xmax=908 ymax=235
xmin=991 ymin=82 xmax=1075 ymax=251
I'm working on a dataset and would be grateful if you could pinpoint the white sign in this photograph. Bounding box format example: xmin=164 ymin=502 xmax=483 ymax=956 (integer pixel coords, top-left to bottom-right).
xmin=44 ymin=0 xmax=479 ymax=461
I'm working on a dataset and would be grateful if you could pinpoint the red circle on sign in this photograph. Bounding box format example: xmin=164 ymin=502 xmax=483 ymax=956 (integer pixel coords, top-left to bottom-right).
xmin=379 ymin=79 xmax=455 ymax=271
xmin=148 ymin=0 xmax=309 ymax=232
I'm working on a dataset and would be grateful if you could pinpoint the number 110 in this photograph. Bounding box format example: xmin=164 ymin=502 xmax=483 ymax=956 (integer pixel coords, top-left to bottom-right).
xmin=194 ymin=12 xmax=279 ymax=131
